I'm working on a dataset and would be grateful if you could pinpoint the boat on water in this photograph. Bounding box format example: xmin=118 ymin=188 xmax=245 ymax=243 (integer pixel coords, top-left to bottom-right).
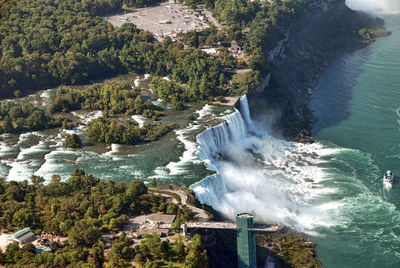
xmin=383 ymin=170 xmax=394 ymax=185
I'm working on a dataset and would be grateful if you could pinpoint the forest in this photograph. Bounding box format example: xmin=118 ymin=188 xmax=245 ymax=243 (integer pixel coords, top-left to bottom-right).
xmin=87 ymin=117 xmax=176 ymax=144
xmin=0 ymin=0 xmax=225 ymax=100
xmin=0 ymin=81 xmax=177 ymax=144
xmin=0 ymin=101 xmax=71 ymax=134
xmin=0 ymin=169 xmax=206 ymax=267
xmin=49 ymin=83 xmax=162 ymax=118
xmin=176 ymin=0 xmax=310 ymax=95
xmin=0 ymin=0 xmax=318 ymax=105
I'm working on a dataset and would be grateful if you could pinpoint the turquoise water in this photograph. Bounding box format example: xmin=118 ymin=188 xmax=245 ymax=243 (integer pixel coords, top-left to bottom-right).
xmin=310 ymin=15 xmax=400 ymax=268
xmin=0 ymin=74 xmax=227 ymax=186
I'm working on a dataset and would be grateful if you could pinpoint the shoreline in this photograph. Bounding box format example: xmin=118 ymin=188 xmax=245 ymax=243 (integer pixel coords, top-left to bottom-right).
xmin=247 ymin=0 xmax=390 ymax=140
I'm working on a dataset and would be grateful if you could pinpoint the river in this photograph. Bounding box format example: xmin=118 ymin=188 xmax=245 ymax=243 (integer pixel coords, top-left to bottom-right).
xmin=190 ymin=12 xmax=400 ymax=268
xmin=2 ymin=6 xmax=399 ymax=268
xmin=0 ymin=74 xmax=231 ymax=186
xmin=310 ymin=14 xmax=400 ymax=268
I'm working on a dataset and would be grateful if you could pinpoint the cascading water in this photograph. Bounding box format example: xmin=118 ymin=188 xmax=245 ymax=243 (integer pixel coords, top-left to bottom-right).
xmin=239 ymin=95 xmax=252 ymax=127
xmin=192 ymin=18 xmax=400 ymax=264
xmin=191 ymin=95 xmax=337 ymax=233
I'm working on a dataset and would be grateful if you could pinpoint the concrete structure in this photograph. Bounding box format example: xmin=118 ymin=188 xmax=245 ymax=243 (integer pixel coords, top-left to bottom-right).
xmin=182 ymin=213 xmax=284 ymax=268
xmin=236 ymin=213 xmax=256 ymax=268
xmin=9 ymin=228 xmax=36 ymax=245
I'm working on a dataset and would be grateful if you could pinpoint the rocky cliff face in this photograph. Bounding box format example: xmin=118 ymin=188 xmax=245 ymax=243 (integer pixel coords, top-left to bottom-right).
xmin=248 ymin=0 xmax=384 ymax=138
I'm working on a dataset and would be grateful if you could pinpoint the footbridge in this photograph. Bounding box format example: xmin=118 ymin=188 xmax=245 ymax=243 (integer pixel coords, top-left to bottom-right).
xmin=182 ymin=213 xmax=285 ymax=268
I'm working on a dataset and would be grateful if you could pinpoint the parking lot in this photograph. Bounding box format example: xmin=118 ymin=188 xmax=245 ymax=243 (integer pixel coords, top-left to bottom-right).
xmin=104 ymin=3 xmax=209 ymax=41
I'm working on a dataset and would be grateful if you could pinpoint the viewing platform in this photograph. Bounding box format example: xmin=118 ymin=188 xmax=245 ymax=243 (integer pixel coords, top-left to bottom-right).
xmin=182 ymin=213 xmax=285 ymax=268
xmin=182 ymin=221 xmax=284 ymax=233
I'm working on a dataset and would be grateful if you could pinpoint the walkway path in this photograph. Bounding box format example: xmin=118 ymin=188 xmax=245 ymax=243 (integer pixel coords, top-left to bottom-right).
xmin=149 ymin=188 xmax=210 ymax=221
xmin=204 ymin=10 xmax=221 ymax=30
xmin=184 ymin=222 xmax=284 ymax=232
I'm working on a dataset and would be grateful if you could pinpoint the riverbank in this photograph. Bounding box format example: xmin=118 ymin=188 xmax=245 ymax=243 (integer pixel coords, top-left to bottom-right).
xmin=306 ymin=14 xmax=400 ymax=267
xmin=248 ymin=0 xmax=390 ymax=139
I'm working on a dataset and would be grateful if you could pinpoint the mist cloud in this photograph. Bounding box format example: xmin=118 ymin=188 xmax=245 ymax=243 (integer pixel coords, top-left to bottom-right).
xmin=346 ymin=0 xmax=400 ymax=13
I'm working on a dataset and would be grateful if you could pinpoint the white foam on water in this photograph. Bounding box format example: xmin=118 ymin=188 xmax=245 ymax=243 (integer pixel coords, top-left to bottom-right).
xmin=104 ymin=143 xmax=122 ymax=156
xmin=120 ymin=165 xmax=142 ymax=177
xmin=196 ymin=104 xmax=214 ymax=120
xmin=129 ymin=170 xmax=144 ymax=177
xmin=190 ymin=95 xmax=343 ymax=234
xmin=71 ymin=110 xmax=103 ymax=126
xmin=39 ymin=89 xmax=55 ymax=105
xmin=0 ymin=139 xmax=17 ymax=158
xmin=7 ymin=160 xmax=33 ymax=181
xmin=33 ymin=149 xmax=81 ymax=182
xmin=346 ymin=0 xmax=400 ymax=14
xmin=131 ymin=115 xmax=146 ymax=127
xmin=166 ymin=124 xmax=202 ymax=175
xmin=7 ymin=139 xmax=50 ymax=181
xmin=151 ymin=166 xmax=170 ymax=179
xmin=71 ymin=111 xmax=103 ymax=125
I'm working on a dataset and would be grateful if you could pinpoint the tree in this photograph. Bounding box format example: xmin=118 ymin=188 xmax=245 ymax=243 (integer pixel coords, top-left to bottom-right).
xmin=8 ymin=106 xmax=23 ymax=120
xmin=63 ymin=133 xmax=82 ymax=148
xmin=184 ymin=234 xmax=208 ymax=268
xmin=12 ymin=208 xmax=33 ymax=229
xmin=50 ymin=174 xmax=61 ymax=185
xmin=91 ymin=242 xmax=105 ymax=268
xmin=174 ymin=239 xmax=185 ymax=262
xmin=31 ymin=175 xmax=45 ymax=187
xmin=111 ymin=233 xmax=134 ymax=260
xmin=68 ymin=220 xmax=101 ymax=247
xmin=3 ymin=116 xmax=13 ymax=133
xmin=4 ymin=242 xmax=21 ymax=264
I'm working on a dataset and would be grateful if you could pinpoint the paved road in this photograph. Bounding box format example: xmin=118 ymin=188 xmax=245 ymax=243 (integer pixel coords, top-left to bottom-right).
xmin=150 ymin=188 xmax=210 ymax=221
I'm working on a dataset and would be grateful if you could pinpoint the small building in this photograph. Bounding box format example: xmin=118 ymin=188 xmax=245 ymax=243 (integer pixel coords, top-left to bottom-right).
xmin=229 ymin=40 xmax=241 ymax=53
xmin=34 ymin=245 xmax=52 ymax=254
xmin=9 ymin=228 xmax=36 ymax=245
xmin=228 ymin=40 xmax=244 ymax=58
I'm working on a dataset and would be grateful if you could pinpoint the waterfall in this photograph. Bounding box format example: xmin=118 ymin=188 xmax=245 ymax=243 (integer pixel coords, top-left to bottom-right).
xmin=192 ymin=96 xmax=250 ymax=207
xmin=239 ymin=95 xmax=252 ymax=126
xmin=196 ymin=109 xmax=247 ymax=163
xmin=190 ymin=95 xmax=334 ymax=232
xmin=190 ymin=173 xmax=227 ymax=206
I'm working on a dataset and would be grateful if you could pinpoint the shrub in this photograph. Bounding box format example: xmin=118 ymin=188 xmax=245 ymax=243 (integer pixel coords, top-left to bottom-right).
xmin=63 ymin=134 xmax=82 ymax=148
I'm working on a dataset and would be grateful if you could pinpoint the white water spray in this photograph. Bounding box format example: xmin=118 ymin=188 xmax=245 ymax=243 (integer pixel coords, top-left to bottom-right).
xmin=346 ymin=0 xmax=400 ymax=13
xmin=191 ymin=95 xmax=340 ymax=233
